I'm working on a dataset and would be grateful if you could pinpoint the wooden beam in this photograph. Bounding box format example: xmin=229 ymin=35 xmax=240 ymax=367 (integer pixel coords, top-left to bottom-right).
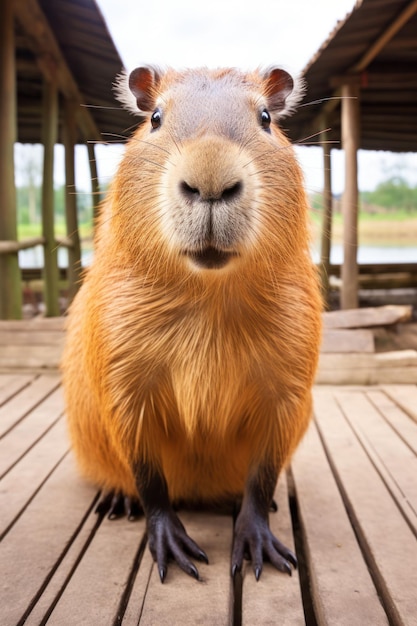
xmin=64 ymin=100 xmax=82 ymax=303
xmin=321 ymin=329 xmax=375 ymax=354
xmin=340 ymin=83 xmax=360 ymax=310
xmin=319 ymin=125 xmax=333 ymax=305
xmin=0 ymin=1 xmax=22 ymax=319
xmin=323 ymin=305 xmax=412 ymax=329
xmin=350 ymin=0 xmax=417 ymax=73
xmin=13 ymin=0 xmax=102 ymax=143
xmin=0 ymin=238 xmax=45 ymax=253
xmin=87 ymin=142 xmax=102 ymax=226
xmin=41 ymin=78 xmax=60 ymax=317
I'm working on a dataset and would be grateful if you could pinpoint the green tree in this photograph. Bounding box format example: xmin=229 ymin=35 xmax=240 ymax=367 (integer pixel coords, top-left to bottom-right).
xmin=361 ymin=177 xmax=417 ymax=213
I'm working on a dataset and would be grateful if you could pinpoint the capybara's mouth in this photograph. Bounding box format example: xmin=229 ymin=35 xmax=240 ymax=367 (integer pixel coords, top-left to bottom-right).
xmin=185 ymin=246 xmax=237 ymax=269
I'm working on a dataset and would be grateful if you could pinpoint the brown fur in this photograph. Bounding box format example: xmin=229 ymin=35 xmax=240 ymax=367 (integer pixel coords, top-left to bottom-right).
xmin=62 ymin=67 xmax=322 ymax=506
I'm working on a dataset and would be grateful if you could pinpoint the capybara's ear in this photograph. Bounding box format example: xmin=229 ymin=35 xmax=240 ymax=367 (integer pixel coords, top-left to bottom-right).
xmin=262 ymin=67 xmax=305 ymax=119
xmin=114 ymin=66 xmax=162 ymax=116
xmin=129 ymin=66 xmax=161 ymax=111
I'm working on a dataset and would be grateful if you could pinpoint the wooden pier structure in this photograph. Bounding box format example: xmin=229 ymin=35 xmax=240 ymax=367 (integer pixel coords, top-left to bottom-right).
xmin=1 ymin=318 xmax=416 ymax=625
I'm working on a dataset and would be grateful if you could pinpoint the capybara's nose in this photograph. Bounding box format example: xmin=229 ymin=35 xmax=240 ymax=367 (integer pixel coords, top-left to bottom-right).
xmin=179 ymin=179 xmax=243 ymax=203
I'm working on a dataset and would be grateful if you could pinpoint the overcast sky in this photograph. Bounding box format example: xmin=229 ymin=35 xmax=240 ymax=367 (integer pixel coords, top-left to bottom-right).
xmin=97 ymin=0 xmax=355 ymax=74
xmin=67 ymin=0 xmax=417 ymax=194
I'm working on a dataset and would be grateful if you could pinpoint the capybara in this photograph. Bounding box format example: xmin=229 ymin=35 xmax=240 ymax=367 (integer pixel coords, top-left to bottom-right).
xmin=62 ymin=65 xmax=322 ymax=582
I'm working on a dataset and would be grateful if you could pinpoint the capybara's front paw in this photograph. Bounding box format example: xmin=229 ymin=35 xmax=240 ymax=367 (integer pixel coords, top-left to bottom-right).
xmin=231 ymin=510 xmax=297 ymax=580
xmin=147 ymin=510 xmax=209 ymax=582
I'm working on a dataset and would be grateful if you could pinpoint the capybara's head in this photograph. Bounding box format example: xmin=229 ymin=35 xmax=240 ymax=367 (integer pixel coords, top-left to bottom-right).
xmin=112 ymin=67 xmax=307 ymax=275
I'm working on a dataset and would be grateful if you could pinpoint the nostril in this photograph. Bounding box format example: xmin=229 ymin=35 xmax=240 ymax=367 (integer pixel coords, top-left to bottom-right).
xmin=180 ymin=181 xmax=200 ymax=200
xmin=221 ymin=181 xmax=242 ymax=201
xmin=179 ymin=179 xmax=243 ymax=202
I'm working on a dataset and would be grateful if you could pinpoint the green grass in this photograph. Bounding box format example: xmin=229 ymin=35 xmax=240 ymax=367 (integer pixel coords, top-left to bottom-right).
xmin=310 ymin=209 xmax=417 ymax=245
xmin=18 ymin=221 xmax=93 ymax=240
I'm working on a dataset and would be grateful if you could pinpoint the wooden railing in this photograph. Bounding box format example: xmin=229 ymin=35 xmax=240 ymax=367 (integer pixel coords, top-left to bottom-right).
xmin=0 ymin=234 xmax=78 ymax=317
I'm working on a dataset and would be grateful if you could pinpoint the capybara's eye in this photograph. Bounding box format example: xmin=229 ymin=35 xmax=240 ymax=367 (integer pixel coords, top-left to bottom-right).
xmin=260 ymin=109 xmax=271 ymax=130
xmin=151 ymin=108 xmax=162 ymax=130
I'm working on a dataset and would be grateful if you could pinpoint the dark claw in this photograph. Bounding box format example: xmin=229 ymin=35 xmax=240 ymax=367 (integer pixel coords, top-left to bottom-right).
xmin=231 ymin=563 xmax=240 ymax=578
xmin=198 ymin=550 xmax=209 ymax=564
xmin=232 ymin=510 xmax=297 ymax=580
xmin=125 ymin=496 xmax=142 ymax=521
xmin=95 ymin=491 xmax=113 ymax=516
xmin=108 ymin=492 xmax=125 ymax=519
xmin=284 ymin=561 xmax=292 ymax=577
xmin=148 ymin=510 xmax=206 ymax=583
xmin=159 ymin=566 xmax=167 ymax=583
xmin=287 ymin=551 xmax=297 ymax=569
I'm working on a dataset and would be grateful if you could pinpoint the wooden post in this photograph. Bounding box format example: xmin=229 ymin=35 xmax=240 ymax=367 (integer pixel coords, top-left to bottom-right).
xmin=41 ymin=78 xmax=60 ymax=317
xmin=340 ymin=83 xmax=360 ymax=310
xmin=64 ymin=100 xmax=82 ymax=303
xmin=0 ymin=1 xmax=22 ymax=319
xmin=320 ymin=128 xmax=333 ymax=305
xmin=87 ymin=142 xmax=101 ymax=226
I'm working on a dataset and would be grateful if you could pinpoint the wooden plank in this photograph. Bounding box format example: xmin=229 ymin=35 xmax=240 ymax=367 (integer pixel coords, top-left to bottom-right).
xmin=135 ymin=512 xmax=234 ymax=625
xmin=0 ymin=454 xmax=98 ymax=625
xmin=313 ymin=388 xmax=417 ymax=626
xmin=321 ymin=329 xmax=374 ymax=353
xmin=0 ymin=419 xmax=68 ymax=538
xmin=291 ymin=418 xmax=389 ymax=626
xmin=0 ymin=330 xmax=64 ymax=345
xmin=337 ymin=390 xmax=417 ymax=536
xmin=47 ymin=515 xmax=146 ymax=625
xmin=316 ymin=350 xmax=417 ymax=385
xmin=382 ymin=385 xmax=417 ymax=424
xmin=0 ymin=373 xmax=34 ymax=406
xmin=119 ymin=544 xmax=154 ymax=625
xmin=0 ymin=386 xmax=64 ymax=477
xmin=366 ymin=389 xmax=417 ymax=455
xmin=0 ymin=375 xmax=60 ymax=437
xmin=31 ymin=316 xmax=66 ymax=331
xmin=323 ymin=305 xmax=412 ymax=329
xmin=242 ymin=475 xmax=305 ymax=626
xmin=0 ymin=318 xmax=65 ymax=331
xmin=317 ymin=366 xmax=417 ymax=386
xmin=320 ymin=351 xmax=417 ymax=370
xmin=0 ymin=344 xmax=62 ymax=369
xmin=25 ymin=501 xmax=101 ymax=626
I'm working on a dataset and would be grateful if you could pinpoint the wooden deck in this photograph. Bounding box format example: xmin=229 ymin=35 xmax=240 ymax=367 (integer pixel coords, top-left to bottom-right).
xmin=1 ymin=321 xmax=417 ymax=625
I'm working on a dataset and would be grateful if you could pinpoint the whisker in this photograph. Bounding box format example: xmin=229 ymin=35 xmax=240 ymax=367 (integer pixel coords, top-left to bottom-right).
xmin=299 ymin=96 xmax=358 ymax=108
xmin=80 ymin=104 xmax=122 ymax=110
xmin=295 ymin=140 xmax=340 ymax=147
xmin=294 ymin=128 xmax=333 ymax=144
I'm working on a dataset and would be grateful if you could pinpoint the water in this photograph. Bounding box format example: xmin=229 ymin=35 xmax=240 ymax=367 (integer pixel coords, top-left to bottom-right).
xmin=18 ymin=245 xmax=93 ymax=269
xmin=311 ymin=243 xmax=417 ymax=265
xmin=19 ymin=243 xmax=417 ymax=269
